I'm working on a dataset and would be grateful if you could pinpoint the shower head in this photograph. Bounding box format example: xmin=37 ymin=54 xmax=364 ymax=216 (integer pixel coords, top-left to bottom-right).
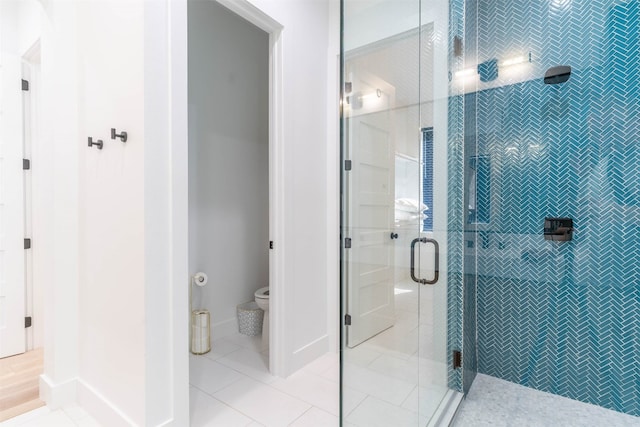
xmin=544 ymin=65 xmax=571 ymax=84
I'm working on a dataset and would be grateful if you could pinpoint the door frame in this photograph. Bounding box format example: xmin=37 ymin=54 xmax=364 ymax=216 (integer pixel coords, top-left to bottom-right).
xmin=22 ymin=40 xmax=42 ymax=352
xmin=168 ymin=2 xmax=286 ymax=422
xmin=173 ymin=0 xmax=286 ymax=376
xmin=0 ymin=23 xmax=26 ymax=360
xmin=215 ymin=0 xmax=285 ymax=376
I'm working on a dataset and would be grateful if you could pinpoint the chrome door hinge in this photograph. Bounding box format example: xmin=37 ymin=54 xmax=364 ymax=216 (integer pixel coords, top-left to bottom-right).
xmin=344 ymin=160 xmax=352 ymax=171
xmin=344 ymin=238 xmax=352 ymax=248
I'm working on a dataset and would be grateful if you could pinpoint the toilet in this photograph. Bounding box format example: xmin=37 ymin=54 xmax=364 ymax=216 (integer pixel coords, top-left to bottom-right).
xmin=254 ymin=287 xmax=269 ymax=348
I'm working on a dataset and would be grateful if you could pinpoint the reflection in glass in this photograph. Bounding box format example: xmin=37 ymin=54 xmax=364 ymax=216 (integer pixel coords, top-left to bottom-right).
xmin=468 ymin=156 xmax=490 ymax=224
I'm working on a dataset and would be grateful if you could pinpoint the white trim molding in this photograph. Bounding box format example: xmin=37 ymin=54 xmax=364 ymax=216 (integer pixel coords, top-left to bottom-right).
xmin=76 ymin=379 xmax=141 ymax=427
xmin=213 ymin=0 xmax=286 ymax=377
xmin=39 ymin=374 xmax=77 ymax=410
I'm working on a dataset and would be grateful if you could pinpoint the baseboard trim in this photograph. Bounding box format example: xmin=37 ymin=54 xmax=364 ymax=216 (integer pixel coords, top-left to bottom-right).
xmin=76 ymin=379 xmax=139 ymax=427
xmin=39 ymin=374 xmax=77 ymax=409
xmin=291 ymin=334 xmax=329 ymax=373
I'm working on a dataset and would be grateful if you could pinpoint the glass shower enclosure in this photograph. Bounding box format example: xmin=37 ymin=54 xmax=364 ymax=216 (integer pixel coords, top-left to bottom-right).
xmin=342 ymin=0 xmax=640 ymax=424
xmin=340 ymin=0 xmax=472 ymax=425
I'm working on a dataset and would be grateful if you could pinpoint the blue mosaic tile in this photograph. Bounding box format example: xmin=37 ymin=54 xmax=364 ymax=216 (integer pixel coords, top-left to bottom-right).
xmin=473 ymin=0 xmax=640 ymax=416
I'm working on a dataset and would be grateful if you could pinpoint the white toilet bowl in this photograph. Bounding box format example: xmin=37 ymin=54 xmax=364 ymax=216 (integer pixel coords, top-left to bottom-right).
xmin=254 ymin=287 xmax=269 ymax=348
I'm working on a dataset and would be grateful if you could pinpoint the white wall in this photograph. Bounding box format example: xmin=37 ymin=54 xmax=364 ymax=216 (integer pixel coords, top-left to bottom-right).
xmin=10 ymin=0 xmax=337 ymax=425
xmin=143 ymin=0 xmax=183 ymax=424
xmin=29 ymin=0 xmax=157 ymax=424
xmin=242 ymin=0 xmax=331 ymax=373
xmin=25 ymin=0 xmax=82 ymax=409
xmin=74 ymin=1 xmax=147 ymax=424
xmin=188 ymin=0 xmax=270 ymax=340
xmin=145 ymin=0 xmax=190 ymax=423
xmin=326 ymin=0 xmax=341 ymax=353
xmin=2 ymin=0 xmax=181 ymax=424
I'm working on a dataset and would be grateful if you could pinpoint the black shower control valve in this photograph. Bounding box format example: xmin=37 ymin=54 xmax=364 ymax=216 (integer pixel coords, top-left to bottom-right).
xmin=544 ymin=65 xmax=572 ymax=85
xmin=88 ymin=137 xmax=103 ymax=150
xmin=390 ymin=232 xmax=399 ymax=240
xmin=544 ymin=217 xmax=573 ymax=242
xmin=111 ymin=128 xmax=128 ymax=143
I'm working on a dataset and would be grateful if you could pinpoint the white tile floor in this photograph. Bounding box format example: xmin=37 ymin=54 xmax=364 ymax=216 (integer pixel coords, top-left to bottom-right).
xmin=8 ymin=344 xmax=640 ymax=427
xmin=189 ymin=279 xmax=451 ymax=427
xmin=190 ymin=333 xmax=341 ymax=427
xmin=12 ymin=279 xmax=640 ymax=427
xmin=341 ymin=279 xmax=450 ymax=427
xmin=0 ymin=405 xmax=100 ymax=427
xmin=453 ymin=374 xmax=640 ymax=427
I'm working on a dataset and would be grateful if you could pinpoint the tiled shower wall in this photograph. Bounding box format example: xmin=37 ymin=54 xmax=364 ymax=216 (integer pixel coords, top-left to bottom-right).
xmin=470 ymin=0 xmax=640 ymax=416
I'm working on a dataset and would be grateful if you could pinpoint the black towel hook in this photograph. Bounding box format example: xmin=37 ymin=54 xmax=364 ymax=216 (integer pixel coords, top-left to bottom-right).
xmin=88 ymin=137 xmax=103 ymax=150
xmin=111 ymin=128 xmax=128 ymax=143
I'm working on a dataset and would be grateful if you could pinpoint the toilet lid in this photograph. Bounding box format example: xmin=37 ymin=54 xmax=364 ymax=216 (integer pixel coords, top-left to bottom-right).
xmin=255 ymin=286 xmax=269 ymax=298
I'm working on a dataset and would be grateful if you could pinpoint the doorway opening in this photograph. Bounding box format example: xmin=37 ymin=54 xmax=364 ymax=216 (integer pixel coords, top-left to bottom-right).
xmin=0 ymin=38 xmax=45 ymax=422
xmin=22 ymin=41 xmax=42 ymax=355
xmin=186 ymin=1 xmax=284 ymax=424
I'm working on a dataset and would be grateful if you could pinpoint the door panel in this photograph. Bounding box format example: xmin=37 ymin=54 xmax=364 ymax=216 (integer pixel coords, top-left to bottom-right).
xmin=341 ymin=1 xmax=464 ymax=425
xmin=0 ymin=45 xmax=26 ymax=358
xmin=346 ymin=75 xmax=396 ymax=347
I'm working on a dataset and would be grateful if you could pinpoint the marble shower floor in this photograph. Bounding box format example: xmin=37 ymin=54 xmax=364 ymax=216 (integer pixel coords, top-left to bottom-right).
xmin=453 ymin=374 xmax=640 ymax=427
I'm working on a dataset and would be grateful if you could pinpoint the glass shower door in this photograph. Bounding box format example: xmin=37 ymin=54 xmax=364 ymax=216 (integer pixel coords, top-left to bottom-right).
xmin=340 ymin=0 xmax=465 ymax=425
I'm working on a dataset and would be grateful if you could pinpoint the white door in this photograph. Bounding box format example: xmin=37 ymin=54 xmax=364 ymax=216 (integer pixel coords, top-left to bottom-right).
xmin=345 ymin=71 xmax=396 ymax=347
xmin=0 ymin=53 xmax=26 ymax=358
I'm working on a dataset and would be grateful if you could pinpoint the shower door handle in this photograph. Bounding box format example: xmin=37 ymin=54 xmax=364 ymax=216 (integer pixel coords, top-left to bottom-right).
xmin=410 ymin=237 xmax=440 ymax=285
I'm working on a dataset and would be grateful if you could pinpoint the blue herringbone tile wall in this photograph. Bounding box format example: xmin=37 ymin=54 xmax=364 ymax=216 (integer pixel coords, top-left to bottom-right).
xmin=473 ymin=0 xmax=640 ymax=416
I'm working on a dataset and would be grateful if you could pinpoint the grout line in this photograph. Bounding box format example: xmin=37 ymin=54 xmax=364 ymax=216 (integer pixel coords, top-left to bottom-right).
xmin=344 ymin=393 xmax=371 ymax=419
xmin=362 ymin=351 xmax=384 ymax=368
xmin=189 ymin=369 xmax=247 ymax=399
xmin=209 ymin=395 xmax=260 ymax=426
xmin=212 ymin=349 xmax=278 ymax=387
xmin=268 ymin=379 xmax=338 ymax=416
xmin=314 ymin=367 xmax=340 ymax=385
xmin=286 ymin=406 xmax=314 ymax=426
xmin=192 ymin=355 xmax=328 ymax=426
xmin=191 ymin=385 xmax=261 ymax=426
xmin=398 ymin=385 xmax=419 ymax=413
